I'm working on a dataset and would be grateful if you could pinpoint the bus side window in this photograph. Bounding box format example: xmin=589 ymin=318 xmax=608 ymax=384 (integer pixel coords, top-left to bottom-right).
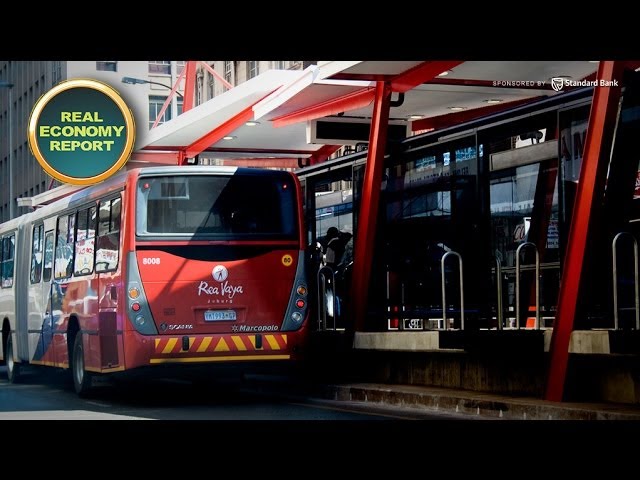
xmin=43 ymin=231 xmax=54 ymax=282
xmin=74 ymin=206 xmax=96 ymax=276
xmin=30 ymin=224 xmax=44 ymax=284
xmin=96 ymin=197 xmax=121 ymax=273
xmin=1 ymin=234 xmax=15 ymax=288
xmin=55 ymin=215 xmax=73 ymax=280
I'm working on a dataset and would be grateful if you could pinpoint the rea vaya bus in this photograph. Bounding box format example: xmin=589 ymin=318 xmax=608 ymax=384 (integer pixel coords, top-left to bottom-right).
xmin=0 ymin=166 xmax=310 ymax=395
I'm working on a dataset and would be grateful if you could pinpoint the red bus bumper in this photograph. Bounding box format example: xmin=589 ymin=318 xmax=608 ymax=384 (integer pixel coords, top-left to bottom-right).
xmin=122 ymin=326 xmax=309 ymax=371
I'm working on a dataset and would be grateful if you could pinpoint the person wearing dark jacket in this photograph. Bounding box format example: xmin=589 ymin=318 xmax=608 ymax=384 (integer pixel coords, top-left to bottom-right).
xmin=324 ymin=227 xmax=352 ymax=269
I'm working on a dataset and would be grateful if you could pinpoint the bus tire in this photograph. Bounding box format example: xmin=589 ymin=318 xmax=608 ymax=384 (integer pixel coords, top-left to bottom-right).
xmin=6 ymin=334 xmax=20 ymax=384
xmin=72 ymin=333 xmax=93 ymax=396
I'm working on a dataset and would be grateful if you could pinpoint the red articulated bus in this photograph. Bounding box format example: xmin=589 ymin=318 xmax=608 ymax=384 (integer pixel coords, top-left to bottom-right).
xmin=0 ymin=166 xmax=310 ymax=395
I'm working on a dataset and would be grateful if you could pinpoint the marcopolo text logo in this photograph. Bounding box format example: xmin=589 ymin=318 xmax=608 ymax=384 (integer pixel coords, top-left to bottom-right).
xmin=28 ymin=79 xmax=135 ymax=185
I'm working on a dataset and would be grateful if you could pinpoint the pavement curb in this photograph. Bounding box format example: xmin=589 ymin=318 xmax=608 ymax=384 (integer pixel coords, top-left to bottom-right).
xmin=317 ymin=383 xmax=640 ymax=420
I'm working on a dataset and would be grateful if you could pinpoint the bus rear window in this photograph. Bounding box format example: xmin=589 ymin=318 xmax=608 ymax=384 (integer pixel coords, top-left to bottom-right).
xmin=136 ymin=174 xmax=297 ymax=239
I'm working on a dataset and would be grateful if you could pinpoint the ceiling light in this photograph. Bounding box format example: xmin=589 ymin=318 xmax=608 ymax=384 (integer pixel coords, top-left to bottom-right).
xmin=408 ymin=114 xmax=424 ymax=119
xmin=448 ymin=106 xmax=466 ymax=112
xmin=438 ymin=70 xmax=453 ymax=77
xmin=245 ymin=121 xmax=260 ymax=126
xmin=484 ymin=99 xmax=503 ymax=104
xmin=222 ymin=136 xmax=236 ymax=140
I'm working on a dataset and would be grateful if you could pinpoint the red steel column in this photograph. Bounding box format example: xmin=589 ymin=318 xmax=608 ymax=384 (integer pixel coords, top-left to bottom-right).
xmin=351 ymin=81 xmax=392 ymax=332
xmin=182 ymin=61 xmax=197 ymax=112
xmin=545 ymin=61 xmax=624 ymax=401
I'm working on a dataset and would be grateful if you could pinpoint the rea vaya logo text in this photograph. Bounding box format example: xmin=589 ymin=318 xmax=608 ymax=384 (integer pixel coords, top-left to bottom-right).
xmin=197 ymin=265 xmax=244 ymax=300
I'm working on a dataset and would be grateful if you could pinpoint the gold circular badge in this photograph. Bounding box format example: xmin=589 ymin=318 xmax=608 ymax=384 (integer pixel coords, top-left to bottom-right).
xmin=28 ymin=78 xmax=135 ymax=185
xmin=281 ymin=254 xmax=293 ymax=267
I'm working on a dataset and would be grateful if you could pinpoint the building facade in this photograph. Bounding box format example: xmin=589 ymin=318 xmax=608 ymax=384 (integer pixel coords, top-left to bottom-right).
xmin=0 ymin=60 xmax=186 ymax=221
xmin=194 ymin=61 xmax=311 ymax=105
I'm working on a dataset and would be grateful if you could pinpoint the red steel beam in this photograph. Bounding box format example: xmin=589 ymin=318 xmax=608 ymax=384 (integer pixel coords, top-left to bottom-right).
xmin=143 ymin=146 xmax=318 ymax=155
xmin=412 ymin=97 xmax=544 ymax=131
xmin=199 ymin=61 xmax=233 ymax=90
xmin=545 ymin=61 xmax=625 ymax=402
xmin=271 ymin=87 xmax=376 ymax=128
xmin=150 ymin=67 xmax=188 ymax=129
xmin=351 ymin=81 xmax=392 ymax=332
xmin=329 ymin=73 xmax=397 ymax=82
xmin=309 ymin=144 xmax=341 ymax=165
xmin=183 ymin=103 xmax=255 ymax=160
xmin=221 ymin=158 xmax=302 ymax=169
xmin=391 ymin=61 xmax=463 ymax=93
xmin=129 ymin=151 xmax=184 ymax=166
xmin=182 ymin=60 xmax=197 ymax=112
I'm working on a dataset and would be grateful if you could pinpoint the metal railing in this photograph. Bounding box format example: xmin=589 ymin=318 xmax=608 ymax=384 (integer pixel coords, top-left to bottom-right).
xmin=494 ymin=256 xmax=504 ymax=330
xmin=515 ymin=242 xmax=540 ymax=329
xmin=441 ymin=250 xmax=464 ymax=330
xmin=612 ymin=232 xmax=640 ymax=330
xmin=317 ymin=265 xmax=338 ymax=331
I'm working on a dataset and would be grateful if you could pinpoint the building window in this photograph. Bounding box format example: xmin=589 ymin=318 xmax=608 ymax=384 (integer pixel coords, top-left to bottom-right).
xmin=247 ymin=61 xmax=259 ymax=79
xmin=207 ymin=73 xmax=214 ymax=100
xmin=289 ymin=61 xmax=302 ymax=70
xmin=96 ymin=61 xmax=117 ymax=72
xmin=272 ymin=61 xmax=286 ymax=69
xmin=176 ymin=61 xmax=186 ymax=74
xmin=196 ymin=74 xmax=203 ymax=105
xmin=177 ymin=98 xmax=183 ymax=116
xmin=224 ymin=61 xmax=233 ymax=84
xmin=149 ymin=96 xmax=171 ymax=128
xmin=52 ymin=61 xmax=62 ymax=86
xmin=149 ymin=61 xmax=171 ymax=75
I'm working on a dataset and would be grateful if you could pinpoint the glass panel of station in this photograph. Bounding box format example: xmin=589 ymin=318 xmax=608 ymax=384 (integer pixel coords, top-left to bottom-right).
xmin=373 ymin=135 xmax=483 ymax=331
xmin=300 ymin=163 xmax=356 ymax=329
xmin=300 ymin=75 xmax=640 ymax=334
xmin=483 ymin=107 xmax=562 ymax=329
xmin=375 ymin=97 xmax=594 ymax=332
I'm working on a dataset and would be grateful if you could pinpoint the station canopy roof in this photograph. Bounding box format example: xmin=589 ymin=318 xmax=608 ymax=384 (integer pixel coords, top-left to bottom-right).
xmin=20 ymin=61 xmax=604 ymax=209
xmin=135 ymin=60 xmax=600 ymax=165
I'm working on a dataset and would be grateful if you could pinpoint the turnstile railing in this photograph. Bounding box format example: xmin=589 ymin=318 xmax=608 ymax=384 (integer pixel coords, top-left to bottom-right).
xmin=612 ymin=232 xmax=640 ymax=330
xmin=515 ymin=242 xmax=540 ymax=330
xmin=441 ymin=250 xmax=465 ymax=331
xmin=317 ymin=265 xmax=338 ymax=331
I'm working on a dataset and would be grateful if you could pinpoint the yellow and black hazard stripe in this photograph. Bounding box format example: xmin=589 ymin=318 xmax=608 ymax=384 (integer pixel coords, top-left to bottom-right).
xmin=150 ymin=334 xmax=289 ymax=364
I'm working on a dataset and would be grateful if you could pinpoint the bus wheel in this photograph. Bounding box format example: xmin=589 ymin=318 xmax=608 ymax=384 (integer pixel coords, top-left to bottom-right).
xmin=72 ymin=334 xmax=93 ymax=396
xmin=6 ymin=334 xmax=20 ymax=384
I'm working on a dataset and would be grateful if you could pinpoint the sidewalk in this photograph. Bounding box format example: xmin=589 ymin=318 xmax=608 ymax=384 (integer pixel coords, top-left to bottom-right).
xmin=312 ymin=383 xmax=640 ymax=420
xmin=246 ymin=376 xmax=640 ymax=420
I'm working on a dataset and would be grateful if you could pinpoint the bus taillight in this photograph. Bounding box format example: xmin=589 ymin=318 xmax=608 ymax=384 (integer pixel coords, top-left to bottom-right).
xmin=126 ymin=252 xmax=158 ymax=335
xmin=135 ymin=315 xmax=146 ymax=327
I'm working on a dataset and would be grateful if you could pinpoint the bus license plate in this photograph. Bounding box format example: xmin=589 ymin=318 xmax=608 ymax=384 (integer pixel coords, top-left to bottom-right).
xmin=204 ymin=310 xmax=237 ymax=321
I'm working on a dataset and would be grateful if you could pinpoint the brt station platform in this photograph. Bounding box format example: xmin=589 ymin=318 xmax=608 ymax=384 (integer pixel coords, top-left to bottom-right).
xmin=23 ymin=60 xmax=640 ymax=407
